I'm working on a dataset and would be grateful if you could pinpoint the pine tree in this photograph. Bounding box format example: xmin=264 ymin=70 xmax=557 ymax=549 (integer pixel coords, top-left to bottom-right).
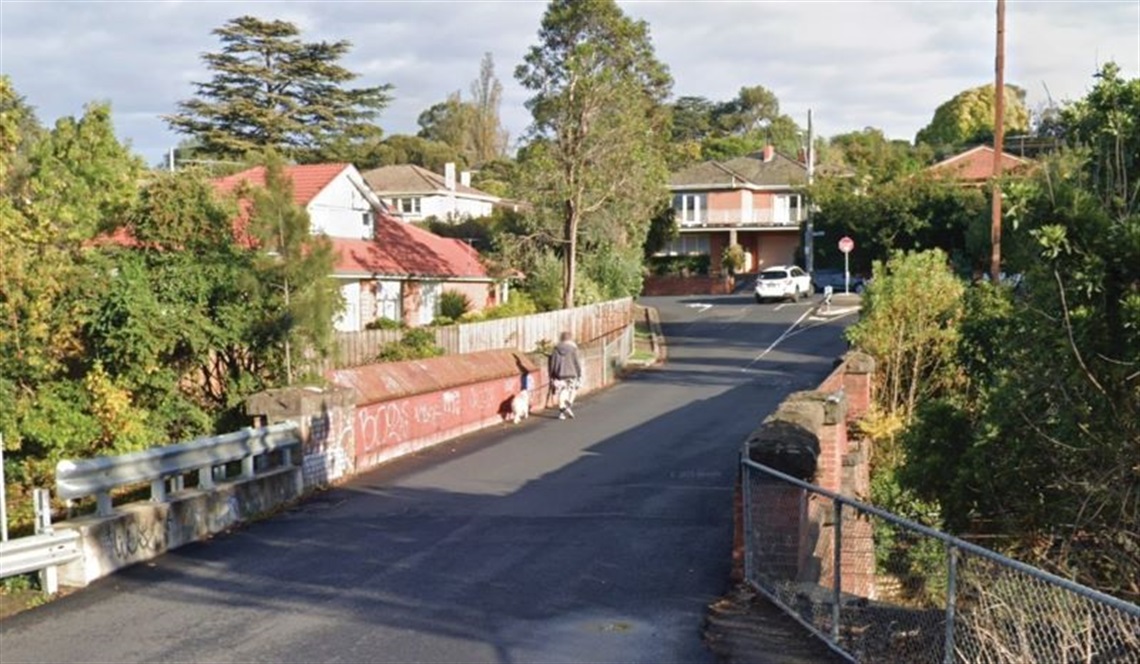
xmin=165 ymin=16 xmax=392 ymax=161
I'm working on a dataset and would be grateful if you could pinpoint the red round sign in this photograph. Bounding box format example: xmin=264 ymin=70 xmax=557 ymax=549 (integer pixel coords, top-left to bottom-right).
xmin=838 ymin=236 xmax=855 ymax=254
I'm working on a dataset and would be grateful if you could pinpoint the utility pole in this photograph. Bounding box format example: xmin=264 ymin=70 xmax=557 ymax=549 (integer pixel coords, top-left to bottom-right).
xmin=805 ymin=108 xmax=815 ymax=274
xmin=990 ymin=0 xmax=1006 ymax=284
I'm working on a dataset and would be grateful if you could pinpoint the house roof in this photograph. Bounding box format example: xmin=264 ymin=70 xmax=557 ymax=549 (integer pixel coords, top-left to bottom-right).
xmin=331 ymin=214 xmax=491 ymax=281
xmin=669 ymin=151 xmax=807 ymax=189
xmin=926 ymin=145 xmax=1029 ymax=182
xmin=213 ymin=163 xmax=350 ymax=206
xmin=361 ymin=164 xmax=499 ymax=200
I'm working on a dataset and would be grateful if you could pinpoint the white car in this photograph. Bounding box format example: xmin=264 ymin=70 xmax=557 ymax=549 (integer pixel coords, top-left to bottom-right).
xmin=754 ymin=265 xmax=812 ymax=303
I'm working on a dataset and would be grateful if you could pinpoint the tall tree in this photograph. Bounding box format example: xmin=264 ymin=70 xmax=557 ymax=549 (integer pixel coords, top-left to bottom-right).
xmin=915 ymin=83 xmax=1030 ymax=148
xmin=826 ymin=127 xmax=930 ymax=182
xmin=165 ymin=16 xmax=393 ymax=161
xmin=515 ymin=0 xmax=673 ymax=308
xmin=469 ymin=52 xmax=509 ymax=165
xmin=368 ymin=134 xmax=467 ymax=172
xmin=417 ymin=91 xmax=474 ymax=161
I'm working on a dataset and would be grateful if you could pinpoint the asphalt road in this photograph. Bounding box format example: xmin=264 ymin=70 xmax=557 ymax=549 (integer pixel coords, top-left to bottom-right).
xmin=1 ymin=294 xmax=856 ymax=664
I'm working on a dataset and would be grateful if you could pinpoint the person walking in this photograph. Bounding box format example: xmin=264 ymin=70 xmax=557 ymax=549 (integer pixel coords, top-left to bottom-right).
xmin=548 ymin=331 xmax=582 ymax=420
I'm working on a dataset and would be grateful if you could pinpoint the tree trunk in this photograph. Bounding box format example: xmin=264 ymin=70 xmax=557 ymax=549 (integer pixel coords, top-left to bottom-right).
xmin=562 ymin=199 xmax=578 ymax=309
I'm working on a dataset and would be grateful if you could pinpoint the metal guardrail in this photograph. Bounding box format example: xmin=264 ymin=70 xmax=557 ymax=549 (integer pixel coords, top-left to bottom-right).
xmin=0 ymin=489 xmax=79 ymax=594
xmin=0 ymin=531 xmax=80 ymax=578
xmin=56 ymin=423 xmax=302 ymax=517
xmin=741 ymin=458 xmax=1140 ymax=663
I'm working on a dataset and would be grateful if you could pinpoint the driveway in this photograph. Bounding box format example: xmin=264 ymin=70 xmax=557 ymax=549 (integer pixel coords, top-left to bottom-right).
xmin=1 ymin=295 xmax=854 ymax=663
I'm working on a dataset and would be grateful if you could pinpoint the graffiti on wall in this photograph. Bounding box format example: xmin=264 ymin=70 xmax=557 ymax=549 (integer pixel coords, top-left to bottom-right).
xmin=355 ymin=377 xmax=522 ymax=458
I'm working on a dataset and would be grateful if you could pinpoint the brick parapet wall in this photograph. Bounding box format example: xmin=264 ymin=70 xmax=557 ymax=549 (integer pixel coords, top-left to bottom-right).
xmin=738 ymin=351 xmax=877 ymax=599
xmin=248 ymin=328 xmax=631 ymax=484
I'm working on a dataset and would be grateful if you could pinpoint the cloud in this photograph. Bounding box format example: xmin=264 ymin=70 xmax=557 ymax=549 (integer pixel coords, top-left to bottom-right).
xmin=1 ymin=0 xmax=1136 ymax=164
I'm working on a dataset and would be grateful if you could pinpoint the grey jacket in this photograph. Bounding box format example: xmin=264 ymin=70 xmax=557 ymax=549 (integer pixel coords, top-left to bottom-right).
xmin=548 ymin=341 xmax=582 ymax=380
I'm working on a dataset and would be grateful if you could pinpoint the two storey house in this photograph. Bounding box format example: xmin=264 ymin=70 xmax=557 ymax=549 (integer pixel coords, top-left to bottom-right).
xmin=663 ymin=145 xmax=807 ymax=278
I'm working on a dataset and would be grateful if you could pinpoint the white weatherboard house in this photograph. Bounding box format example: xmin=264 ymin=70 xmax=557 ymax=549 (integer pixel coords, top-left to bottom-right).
xmin=362 ymin=162 xmax=500 ymax=222
xmin=214 ymin=163 xmax=384 ymax=332
xmin=214 ymin=163 xmax=500 ymax=333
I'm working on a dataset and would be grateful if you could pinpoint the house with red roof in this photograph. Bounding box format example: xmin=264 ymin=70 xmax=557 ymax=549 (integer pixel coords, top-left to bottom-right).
xmin=213 ymin=163 xmax=501 ymax=331
xmin=925 ymin=145 xmax=1031 ymax=185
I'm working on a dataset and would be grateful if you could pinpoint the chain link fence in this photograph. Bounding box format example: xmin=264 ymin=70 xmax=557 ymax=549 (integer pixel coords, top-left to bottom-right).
xmin=742 ymin=459 xmax=1140 ymax=663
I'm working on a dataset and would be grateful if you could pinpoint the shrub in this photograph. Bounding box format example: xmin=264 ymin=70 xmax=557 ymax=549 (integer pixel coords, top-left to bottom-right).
xmin=482 ymin=292 xmax=538 ymax=320
xmin=375 ymin=328 xmax=443 ymax=362
xmin=645 ymin=254 xmax=711 ymax=276
xmin=721 ymin=243 xmax=746 ymax=275
xmin=365 ymin=317 xmax=403 ymax=330
xmin=439 ymin=290 xmax=472 ymax=320
xmin=846 ymin=249 xmax=966 ymax=426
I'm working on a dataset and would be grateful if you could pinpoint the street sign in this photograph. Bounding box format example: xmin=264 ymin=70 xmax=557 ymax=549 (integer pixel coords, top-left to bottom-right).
xmin=838 ymin=236 xmax=855 ymax=254
xmin=812 ymin=231 xmax=826 ymax=237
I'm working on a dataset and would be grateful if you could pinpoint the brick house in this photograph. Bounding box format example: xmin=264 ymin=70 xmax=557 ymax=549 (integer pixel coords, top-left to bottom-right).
xmin=656 ymin=146 xmax=807 ymax=289
xmin=925 ymin=145 xmax=1030 ymax=185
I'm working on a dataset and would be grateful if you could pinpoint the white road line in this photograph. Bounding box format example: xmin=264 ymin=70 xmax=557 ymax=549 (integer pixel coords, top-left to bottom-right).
xmin=783 ymin=308 xmax=861 ymax=340
xmin=742 ymin=305 xmax=816 ymax=371
xmin=685 ymin=303 xmax=713 ymax=312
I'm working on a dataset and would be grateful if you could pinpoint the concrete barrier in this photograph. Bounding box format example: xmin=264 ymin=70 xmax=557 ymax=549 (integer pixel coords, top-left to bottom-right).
xmin=57 ymin=466 xmax=301 ymax=586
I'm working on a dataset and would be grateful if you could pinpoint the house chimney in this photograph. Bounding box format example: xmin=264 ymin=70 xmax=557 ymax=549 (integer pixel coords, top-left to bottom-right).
xmin=444 ymin=162 xmax=456 ymax=191
xmin=460 ymin=170 xmax=471 ymax=188
xmin=763 ymin=145 xmax=774 ymax=163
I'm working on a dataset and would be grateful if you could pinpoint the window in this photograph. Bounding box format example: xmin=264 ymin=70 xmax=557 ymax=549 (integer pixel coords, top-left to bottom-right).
xmin=362 ymin=211 xmax=375 ymax=228
xmin=394 ymin=197 xmax=422 ymax=216
xmin=662 ymin=234 xmax=710 ymax=256
xmin=673 ymin=193 xmax=707 ymax=224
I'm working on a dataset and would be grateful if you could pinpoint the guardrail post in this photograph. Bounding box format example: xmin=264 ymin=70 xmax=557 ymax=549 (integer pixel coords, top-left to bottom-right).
xmin=944 ymin=543 xmax=958 ymax=664
xmin=33 ymin=489 xmax=58 ymax=594
xmin=150 ymin=478 xmax=167 ymax=503
xmin=832 ymin=501 xmax=843 ymax=643
xmin=198 ymin=466 xmax=215 ymax=490
xmin=95 ymin=492 xmax=113 ymax=517
xmin=241 ymin=454 xmax=255 ymax=480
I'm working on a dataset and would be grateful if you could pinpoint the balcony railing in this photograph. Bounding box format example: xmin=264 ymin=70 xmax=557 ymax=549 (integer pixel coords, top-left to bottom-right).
xmin=677 ymin=208 xmax=805 ymax=228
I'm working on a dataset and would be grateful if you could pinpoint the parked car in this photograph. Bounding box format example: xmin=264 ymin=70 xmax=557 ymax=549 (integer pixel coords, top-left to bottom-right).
xmin=755 ymin=265 xmax=813 ymax=302
xmin=812 ymin=269 xmax=866 ymax=294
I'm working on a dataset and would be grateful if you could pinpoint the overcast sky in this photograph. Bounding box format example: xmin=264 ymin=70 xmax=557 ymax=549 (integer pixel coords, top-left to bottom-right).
xmin=2 ymin=0 xmax=1138 ymax=166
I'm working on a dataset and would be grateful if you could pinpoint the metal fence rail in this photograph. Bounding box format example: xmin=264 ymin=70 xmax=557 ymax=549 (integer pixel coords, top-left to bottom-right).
xmin=56 ymin=422 xmax=301 ymax=517
xmin=0 ymin=489 xmax=79 ymax=594
xmin=741 ymin=458 xmax=1140 ymax=663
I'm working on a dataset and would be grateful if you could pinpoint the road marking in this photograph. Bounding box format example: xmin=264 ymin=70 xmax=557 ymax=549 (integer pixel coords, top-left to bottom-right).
xmin=685 ymin=303 xmax=712 ymax=313
xmin=742 ymin=306 xmax=816 ymax=371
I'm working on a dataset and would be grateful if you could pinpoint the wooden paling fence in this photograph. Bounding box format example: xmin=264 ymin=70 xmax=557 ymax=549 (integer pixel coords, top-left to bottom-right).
xmin=313 ymin=298 xmax=635 ymax=371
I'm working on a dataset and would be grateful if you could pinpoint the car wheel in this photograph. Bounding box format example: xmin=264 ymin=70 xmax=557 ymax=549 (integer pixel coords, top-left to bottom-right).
xmin=755 ymin=294 xmax=763 ymax=304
